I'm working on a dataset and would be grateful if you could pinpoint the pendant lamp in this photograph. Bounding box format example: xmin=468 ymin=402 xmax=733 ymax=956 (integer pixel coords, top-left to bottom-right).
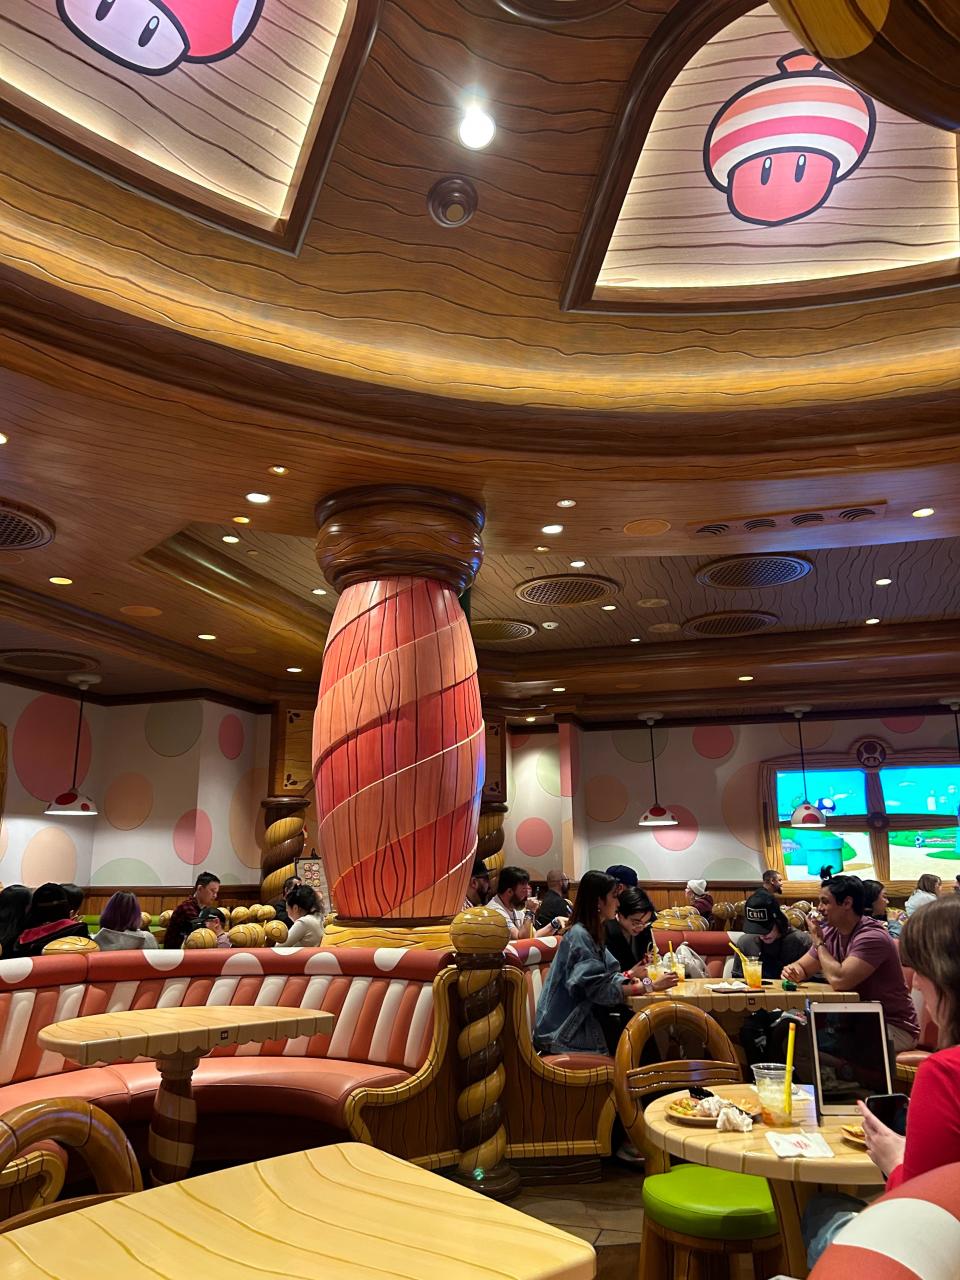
xmin=45 ymin=675 xmax=100 ymax=817
xmin=786 ymin=705 xmax=825 ymax=829
xmin=637 ymin=713 xmax=678 ymax=827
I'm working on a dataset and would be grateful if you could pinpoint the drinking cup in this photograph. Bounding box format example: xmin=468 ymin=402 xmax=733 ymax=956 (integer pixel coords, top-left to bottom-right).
xmin=752 ymin=1062 xmax=793 ymax=1126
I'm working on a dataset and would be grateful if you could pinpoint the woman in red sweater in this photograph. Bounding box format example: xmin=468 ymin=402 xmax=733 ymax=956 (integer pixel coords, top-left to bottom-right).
xmin=804 ymin=895 xmax=960 ymax=1266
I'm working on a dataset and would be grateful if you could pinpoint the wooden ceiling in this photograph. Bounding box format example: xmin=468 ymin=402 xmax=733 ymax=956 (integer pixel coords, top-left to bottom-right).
xmin=0 ymin=0 xmax=959 ymax=721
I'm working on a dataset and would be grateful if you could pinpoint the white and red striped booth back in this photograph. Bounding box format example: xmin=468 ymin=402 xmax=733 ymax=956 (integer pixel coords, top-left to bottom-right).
xmin=0 ymin=947 xmax=447 ymax=1083
xmin=810 ymin=1162 xmax=960 ymax=1280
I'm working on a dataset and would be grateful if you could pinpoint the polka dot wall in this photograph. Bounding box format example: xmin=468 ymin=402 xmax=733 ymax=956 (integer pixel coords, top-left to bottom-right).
xmin=0 ymin=681 xmax=271 ymax=889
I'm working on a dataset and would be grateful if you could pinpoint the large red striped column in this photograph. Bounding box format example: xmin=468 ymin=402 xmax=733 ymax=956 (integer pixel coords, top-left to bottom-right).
xmin=313 ymin=487 xmax=485 ymax=947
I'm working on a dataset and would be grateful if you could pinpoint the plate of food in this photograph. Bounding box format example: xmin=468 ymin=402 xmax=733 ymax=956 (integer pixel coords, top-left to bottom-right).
xmin=666 ymin=1094 xmax=760 ymax=1127
xmin=841 ymin=1122 xmax=867 ymax=1148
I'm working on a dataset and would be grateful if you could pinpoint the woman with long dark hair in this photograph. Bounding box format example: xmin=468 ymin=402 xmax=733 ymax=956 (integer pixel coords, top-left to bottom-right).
xmin=0 ymin=885 xmax=31 ymax=959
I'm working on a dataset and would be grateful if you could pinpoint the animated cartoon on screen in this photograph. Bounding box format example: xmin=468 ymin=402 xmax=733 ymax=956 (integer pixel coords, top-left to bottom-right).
xmin=56 ymin=0 xmax=264 ymax=76
xmin=704 ymin=51 xmax=876 ymax=227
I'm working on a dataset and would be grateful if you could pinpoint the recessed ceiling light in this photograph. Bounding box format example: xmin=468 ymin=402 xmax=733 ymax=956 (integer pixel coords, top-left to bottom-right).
xmin=542 ymin=621 xmax=559 ymax=630
xmin=541 ymin=524 xmax=564 ymax=535
xmin=535 ymin=545 xmax=549 ymax=553
xmin=245 ymin=492 xmax=270 ymax=505
xmin=286 ymin=666 xmax=303 ymax=673
xmin=49 ymin=576 xmax=72 ymax=586
xmin=525 ymin=716 xmax=536 ymax=723
xmin=570 ymin=559 xmax=586 ymax=569
xmin=552 ymin=686 xmax=566 ymax=692
xmin=222 ymin=534 xmax=240 ymax=544
xmin=912 ymin=507 xmax=935 ymax=518
xmin=556 ymin=499 xmax=576 ymax=509
xmin=875 ymin=577 xmax=892 ymax=586
xmin=865 ymin=617 xmax=881 ymax=625
xmin=0 ymin=433 xmax=7 ymax=445
xmin=269 ymin=465 xmax=288 ymax=475
xmin=232 ymin=516 xmax=250 ymax=524
xmin=630 ymin=637 xmax=641 ymax=643
xmin=198 ymin=633 xmax=217 ymax=640
xmin=458 ymin=105 xmax=495 ymax=149
xmin=312 ymin=588 xmax=327 ymax=596
xmin=738 ymin=675 xmax=754 ymax=682
xmin=602 ymin=604 xmax=617 ymax=611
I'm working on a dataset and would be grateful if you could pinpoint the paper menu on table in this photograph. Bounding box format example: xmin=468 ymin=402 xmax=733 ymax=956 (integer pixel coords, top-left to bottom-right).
xmin=765 ymin=1132 xmax=834 ymax=1159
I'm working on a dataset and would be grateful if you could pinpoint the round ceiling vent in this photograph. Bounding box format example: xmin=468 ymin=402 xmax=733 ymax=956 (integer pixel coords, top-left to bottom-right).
xmin=684 ymin=611 xmax=779 ymax=639
xmin=0 ymin=499 xmax=55 ymax=550
xmin=0 ymin=650 xmax=100 ymax=675
xmin=696 ymin=555 xmax=812 ymax=590
xmin=471 ymin=619 xmax=538 ymax=643
xmin=515 ymin=575 xmax=620 ymax=608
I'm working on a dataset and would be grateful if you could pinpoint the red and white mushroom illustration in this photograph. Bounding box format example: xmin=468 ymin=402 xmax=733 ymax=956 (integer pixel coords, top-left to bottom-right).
xmin=57 ymin=0 xmax=264 ymax=76
xmin=703 ymin=51 xmax=876 ymax=226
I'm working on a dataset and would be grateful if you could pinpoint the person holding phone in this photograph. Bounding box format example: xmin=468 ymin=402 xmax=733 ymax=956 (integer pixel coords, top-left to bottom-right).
xmin=803 ymin=895 xmax=960 ymax=1265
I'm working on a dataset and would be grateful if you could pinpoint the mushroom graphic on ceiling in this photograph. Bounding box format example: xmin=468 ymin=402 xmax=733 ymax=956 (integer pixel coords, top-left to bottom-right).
xmin=703 ymin=51 xmax=876 ymax=227
xmin=56 ymin=0 xmax=265 ymax=76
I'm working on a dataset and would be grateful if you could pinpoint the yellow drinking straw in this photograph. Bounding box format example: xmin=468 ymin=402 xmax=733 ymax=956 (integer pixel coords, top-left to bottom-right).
xmin=728 ymin=940 xmax=750 ymax=967
xmin=784 ymin=1021 xmax=796 ymax=1118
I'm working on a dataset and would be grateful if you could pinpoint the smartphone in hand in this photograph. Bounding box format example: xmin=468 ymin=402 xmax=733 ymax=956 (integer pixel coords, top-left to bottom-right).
xmin=866 ymin=1093 xmax=909 ymax=1136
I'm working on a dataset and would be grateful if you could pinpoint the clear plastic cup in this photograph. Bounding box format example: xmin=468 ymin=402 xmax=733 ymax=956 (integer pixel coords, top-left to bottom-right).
xmin=743 ymin=957 xmax=763 ymax=990
xmin=752 ymin=1063 xmax=793 ymax=1126
xmin=647 ymin=960 xmax=663 ymax=983
xmin=662 ymin=953 xmax=683 ymax=988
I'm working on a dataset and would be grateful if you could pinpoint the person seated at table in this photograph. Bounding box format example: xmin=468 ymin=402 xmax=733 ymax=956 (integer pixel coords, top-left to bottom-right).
xmin=954 ymin=874 xmax=960 ymax=895
xmin=15 ymin=882 xmax=89 ymax=956
xmin=61 ymin=882 xmax=86 ymax=922
xmin=862 ymin=879 xmax=890 ymax=925
xmin=535 ymin=868 xmax=573 ymax=929
xmin=269 ymin=875 xmax=300 ymax=928
xmin=199 ymin=906 xmax=232 ymax=947
xmin=604 ymin=887 xmax=656 ymax=972
xmin=731 ymin=890 xmax=809 ymax=980
xmin=0 ymin=885 xmax=31 ymax=959
xmin=905 ymin=873 xmax=941 ymax=916
xmin=285 ymin=885 xmax=326 ymax=946
xmin=605 ymin=864 xmax=638 ymax=898
xmin=489 ymin=866 xmax=564 ymax=940
xmin=761 ymin=868 xmax=783 ymax=896
xmin=685 ymin=879 xmax=714 ymax=921
xmin=534 ymin=870 xmax=677 ymax=1058
xmin=802 ymin=894 xmax=960 ymax=1267
xmin=782 ymin=873 xmax=919 ymax=1053
xmin=164 ymin=872 xmax=221 ymax=949
xmin=92 ymin=891 xmax=158 ymax=950
xmin=462 ymin=857 xmax=491 ymax=910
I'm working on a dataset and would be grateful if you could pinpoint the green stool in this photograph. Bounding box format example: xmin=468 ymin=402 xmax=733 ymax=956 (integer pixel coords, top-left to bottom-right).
xmin=640 ymin=1165 xmax=781 ymax=1279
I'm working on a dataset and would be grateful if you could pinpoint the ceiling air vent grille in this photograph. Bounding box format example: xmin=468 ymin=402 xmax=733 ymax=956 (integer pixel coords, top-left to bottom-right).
xmin=515 ymin=574 xmax=620 ymax=607
xmin=0 ymin=500 xmax=55 ymax=550
xmin=0 ymin=650 xmax=100 ymax=675
xmin=695 ymin=523 xmax=730 ymax=537
xmin=686 ymin=502 xmax=884 ymax=538
xmin=696 ymin=555 xmax=812 ymax=590
xmin=684 ymin=611 xmax=779 ymax=639
xmin=471 ymin=619 xmax=538 ymax=643
xmin=839 ymin=507 xmax=876 ymax=521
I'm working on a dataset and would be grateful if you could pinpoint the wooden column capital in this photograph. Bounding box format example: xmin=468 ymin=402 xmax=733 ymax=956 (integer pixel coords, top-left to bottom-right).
xmin=315 ymin=485 xmax=485 ymax=593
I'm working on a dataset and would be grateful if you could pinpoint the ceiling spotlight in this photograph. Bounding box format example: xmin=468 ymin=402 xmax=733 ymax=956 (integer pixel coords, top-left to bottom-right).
xmin=552 ymin=686 xmax=566 ymax=693
xmin=556 ymin=499 xmax=577 ymax=509
xmin=541 ymin=524 xmax=563 ymax=535
xmin=232 ymin=516 xmax=250 ymax=524
xmin=602 ymin=604 xmax=617 ymax=611
xmin=542 ymin=621 xmax=559 ymax=630
xmin=312 ymin=588 xmax=327 ymax=596
xmin=912 ymin=507 xmax=935 ymax=518
xmin=865 ymin=617 xmax=881 ymax=625
xmin=630 ymin=637 xmax=641 ymax=643
xmin=458 ymin=105 xmax=495 ymax=150
xmin=198 ymin=633 xmax=217 ymax=641
xmin=535 ymin=545 xmax=549 ymax=553
xmin=245 ymin=492 xmax=271 ymax=505
xmin=49 ymin=576 xmax=72 ymax=586
xmin=525 ymin=715 xmax=536 ymax=723
xmin=222 ymin=535 xmax=240 ymax=544
xmin=269 ymin=465 xmax=288 ymax=475
xmin=286 ymin=666 xmax=303 ymax=673
xmin=875 ymin=578 xmax=892 ymax=586
xmin=570 ymin=559 xmax=586 ymax=569
xmin=0 ymin=433 xmax=7 ymax=445
xmin=738 ymin=675 xmax=754 ymax=682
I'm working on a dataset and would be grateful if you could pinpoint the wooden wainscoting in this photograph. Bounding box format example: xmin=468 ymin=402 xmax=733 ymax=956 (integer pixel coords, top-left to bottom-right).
xmin=82 ymin=885 xmax=263 ymax=917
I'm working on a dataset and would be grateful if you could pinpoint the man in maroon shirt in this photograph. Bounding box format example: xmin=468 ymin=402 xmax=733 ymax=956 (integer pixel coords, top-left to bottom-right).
xmin=164 ymin=872 xmax=221 ymax=949
xmin=782 ymin=873 xmax=919 ymax=1053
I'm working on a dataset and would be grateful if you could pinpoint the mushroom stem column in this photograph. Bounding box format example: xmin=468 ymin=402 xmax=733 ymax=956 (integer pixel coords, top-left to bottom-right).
xmin=314 ymin=487 xmax=485 ymax=949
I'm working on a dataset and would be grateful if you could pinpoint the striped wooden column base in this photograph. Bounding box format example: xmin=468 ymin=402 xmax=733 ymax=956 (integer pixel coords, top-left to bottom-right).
xmin=148 ymin=1052 xmax=201 ymax=1186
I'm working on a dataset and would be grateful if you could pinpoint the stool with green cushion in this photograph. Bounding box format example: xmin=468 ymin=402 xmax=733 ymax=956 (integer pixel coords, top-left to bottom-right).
xmin=613 ymin=1003 xmax=783 ymax=1280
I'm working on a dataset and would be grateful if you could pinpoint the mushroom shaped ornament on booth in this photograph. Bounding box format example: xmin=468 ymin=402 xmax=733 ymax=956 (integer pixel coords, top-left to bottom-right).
xmin=704 ymin=51 xmax=876 ymax=226
xmin=57 ymin=0 xmax=264 ymax=76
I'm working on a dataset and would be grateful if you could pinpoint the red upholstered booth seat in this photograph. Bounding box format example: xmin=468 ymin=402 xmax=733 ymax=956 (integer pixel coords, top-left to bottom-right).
xmin=0 ymin=946 xmax=455 ymax=1163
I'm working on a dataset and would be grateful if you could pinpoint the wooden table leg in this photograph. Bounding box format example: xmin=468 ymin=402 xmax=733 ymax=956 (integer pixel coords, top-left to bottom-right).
xmin=768 ymin=1179 xmax=814 ymax=1278
xmin=148 ymin=1052 xmax=201 ymax=1185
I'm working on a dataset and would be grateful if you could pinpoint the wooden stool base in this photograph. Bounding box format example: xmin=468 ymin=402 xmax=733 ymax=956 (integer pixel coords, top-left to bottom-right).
xmin=639 ymin=1220 xmax=782 ymax=1280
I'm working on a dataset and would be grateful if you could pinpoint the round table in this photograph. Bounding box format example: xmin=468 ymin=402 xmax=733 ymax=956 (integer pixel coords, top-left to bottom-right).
xmin=643 ymin=1083 xmax=884 ymax=1277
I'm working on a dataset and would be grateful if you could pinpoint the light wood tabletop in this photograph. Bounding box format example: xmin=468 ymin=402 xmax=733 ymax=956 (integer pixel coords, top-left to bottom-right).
xmin=645 ymin=1083 xmax=883 ymax=1276
xmin=627 ymin=978 xmax=858 ymax=1016
xmin=38 ymin=1006 xmax=335 ymax=1185
xmin=0 ymin=1142 xmax=597 ymax=1280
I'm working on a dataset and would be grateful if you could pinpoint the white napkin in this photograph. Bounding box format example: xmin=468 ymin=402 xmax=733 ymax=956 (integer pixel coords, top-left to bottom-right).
xmin=717 ymin=1106 xmax=753 ymax=1132
xmin=706 ymin=981 xmax=748 ymax=992
xmin=765 ymin=1131 xmax=834 ymax=1159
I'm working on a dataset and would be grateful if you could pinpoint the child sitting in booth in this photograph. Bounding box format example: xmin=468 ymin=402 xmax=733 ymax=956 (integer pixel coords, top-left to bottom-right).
xmin=199 ymin=907 xmax=232 ymax=947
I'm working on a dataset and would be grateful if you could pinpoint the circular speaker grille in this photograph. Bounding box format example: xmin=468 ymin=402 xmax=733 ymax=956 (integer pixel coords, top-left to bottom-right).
xmin=0 ymin=500 xmax=55 ymax=549
xmin=696 ymin=555 xmax=812 ymax=590
xmin=684 ymin=611 xmax=779 ymax=638
xmin=0 ymin=650 xmax=100 ymax=675
xmin=472 ymin=619 xmax=538 ymax=643
xmin=515 ymin=575 xmax=620 ymax=607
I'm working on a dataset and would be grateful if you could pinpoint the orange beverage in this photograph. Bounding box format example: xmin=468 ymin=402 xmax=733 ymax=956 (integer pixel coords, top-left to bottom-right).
xmin=743 ymin=957 xmax=763 ymax=990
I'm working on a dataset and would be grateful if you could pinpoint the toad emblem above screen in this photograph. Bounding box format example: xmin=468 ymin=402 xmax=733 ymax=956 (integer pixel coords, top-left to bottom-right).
xmin=56 ymin=0 xmax=265 ymax=75
xmin=703 ymin=51 xmax=876 ymax=226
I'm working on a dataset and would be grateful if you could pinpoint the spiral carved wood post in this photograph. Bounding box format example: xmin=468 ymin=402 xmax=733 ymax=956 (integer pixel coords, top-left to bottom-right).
xmin=313 ymin=486 xmax=485 ymax=949
xmin=260 ymin=795 xmax=307 ymax=903
xmin=451 ymin=906 xmax=519 ymax=1199
xmin=148 ymin=1052 xmax=201 ymax=1186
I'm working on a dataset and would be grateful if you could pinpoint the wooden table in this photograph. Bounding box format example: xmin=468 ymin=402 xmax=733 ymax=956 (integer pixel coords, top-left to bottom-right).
xmin=644 ymin=1083 xmax=883 ymax=1277
xmin=38 ymin=1005 xmax=334 ymax=1185
xmin=0 ymin=1142 xmax=596 ymax=1280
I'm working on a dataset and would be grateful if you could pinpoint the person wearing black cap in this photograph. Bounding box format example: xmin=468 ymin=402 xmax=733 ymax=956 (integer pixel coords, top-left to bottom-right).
xmin=605 ymin=864 xmax=639 ymax=898
xmin=462 ymin=858 xmax=491 ymax=911
xmin=731 ymin=890 xmax=810 ymax=981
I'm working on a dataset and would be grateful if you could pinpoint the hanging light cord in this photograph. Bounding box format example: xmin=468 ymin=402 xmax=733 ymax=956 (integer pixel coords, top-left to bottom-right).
xmin=70 ymin=694 xmax=84 ymax=790
xmin=953 ymin=706 xmax=960 ymax=760
xmin=648 ymin=720 xmax=661 ymax=805
xmin=797 ymin=714 xmax=810 ymax=802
